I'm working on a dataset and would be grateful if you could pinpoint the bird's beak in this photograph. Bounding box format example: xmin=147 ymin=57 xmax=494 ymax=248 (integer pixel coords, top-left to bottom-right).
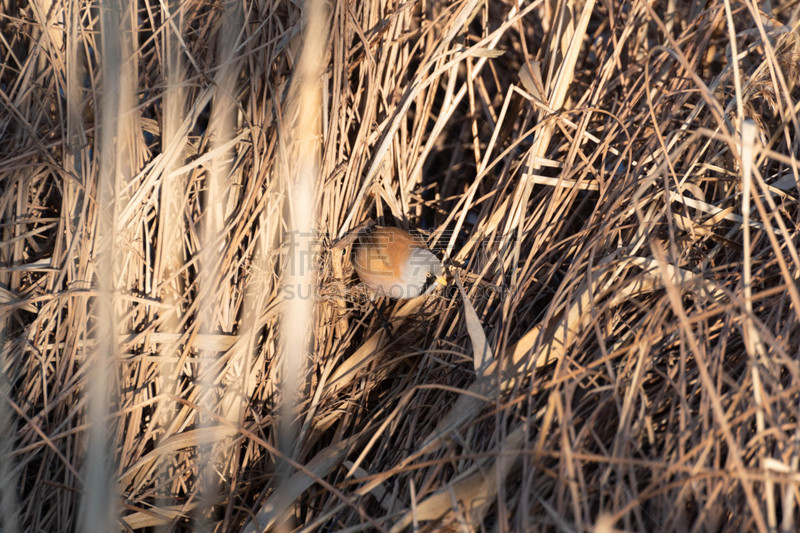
xmin=435 ymin=275 xmax=447 ymax=287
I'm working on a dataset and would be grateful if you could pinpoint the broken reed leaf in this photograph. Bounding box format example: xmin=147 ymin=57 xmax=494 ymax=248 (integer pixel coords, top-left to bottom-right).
xmin=465 ymin=46 xmax=506 ymax=58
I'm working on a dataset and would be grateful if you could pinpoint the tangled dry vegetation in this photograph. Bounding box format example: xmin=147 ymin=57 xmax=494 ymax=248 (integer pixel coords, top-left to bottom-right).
xmin=2 ymin=0 xmax=800 ymax=531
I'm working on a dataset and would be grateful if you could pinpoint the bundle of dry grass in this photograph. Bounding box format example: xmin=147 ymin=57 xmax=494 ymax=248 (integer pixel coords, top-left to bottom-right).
xmin=2 ymin=0 xmax=800 ymax=530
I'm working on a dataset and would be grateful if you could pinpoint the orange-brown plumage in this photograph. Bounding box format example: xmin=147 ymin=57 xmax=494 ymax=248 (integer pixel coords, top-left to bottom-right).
xmin=352 ymin=226 xmax=444 ymax=299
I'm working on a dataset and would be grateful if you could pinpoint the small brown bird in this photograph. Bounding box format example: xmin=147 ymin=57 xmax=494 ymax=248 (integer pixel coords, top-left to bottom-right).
xmin=353 ymin=226 xmax=446 ymax=299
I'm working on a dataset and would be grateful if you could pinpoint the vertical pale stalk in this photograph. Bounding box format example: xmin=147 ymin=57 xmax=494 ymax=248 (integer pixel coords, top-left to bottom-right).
xmin=740 ymin=119 xmax=772 ymax=528
xmin=80 ymin=0 xmax=136 ymax=527
xmin=57 ymin=0 xmax=87 ymax=288
xmin=722 ymin=0 xmax=744 ymax=126
xmin=80 ymin=1 xmax=119 ymax=528
xmin=0 ymin=328 xmax=18 ymax=533
xmin=196 ymin=0 xmax=242 ymax=526
xmin=276 ymin=0 xmax=326 ymax=498
xmin=155 ymin=0 xmax=186 ymax=524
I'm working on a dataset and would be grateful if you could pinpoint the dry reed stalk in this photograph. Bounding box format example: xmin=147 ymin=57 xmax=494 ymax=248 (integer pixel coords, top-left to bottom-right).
xmin=269 ymin=0 xmax=326 ymax=530
xmin=193 ymin=0 xmax=245 ymax=526
xmin=0 ymin=327 xmax=18 ymax=532
xmin=80 ymin=0 xmax=137 ymax=528
xmin=3 ymin=0 xmax=800 ymax=531
xmin=153 ymin=0 xmax=186 ymax=527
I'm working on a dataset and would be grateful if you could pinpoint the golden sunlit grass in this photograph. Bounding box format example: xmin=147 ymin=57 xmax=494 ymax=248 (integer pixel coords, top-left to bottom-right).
xmin=2 ymin=0 xmax=800 ymax=531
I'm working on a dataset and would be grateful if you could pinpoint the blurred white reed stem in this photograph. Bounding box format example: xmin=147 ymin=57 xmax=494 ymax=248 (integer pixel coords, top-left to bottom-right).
xmin=276 ymin=0 xmax=327 ymax=503
xmin=0 ymin=327 xmax=18 ymax=533
xmin=196 ymin=0 xmax=243 ymax=526
xmin=155 ymin=0 xmax=187 ymax=526
xmin=81 ymin=0 xmax=137 ymax=528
